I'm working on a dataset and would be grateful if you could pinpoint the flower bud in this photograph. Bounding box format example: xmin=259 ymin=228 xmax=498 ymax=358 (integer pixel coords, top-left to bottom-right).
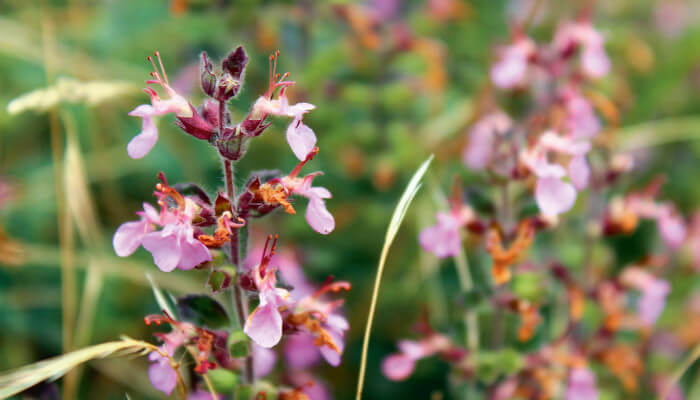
xmin=200 ymin=51 xmax=216 ymax=97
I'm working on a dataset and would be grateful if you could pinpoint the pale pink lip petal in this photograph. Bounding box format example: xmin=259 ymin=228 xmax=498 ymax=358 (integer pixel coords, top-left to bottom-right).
xmin=382 ymin=353 xmax=417 ymax=381
xmin=113 ymin=220 xmax=150 ymax=257
xmin=463 ymin=122 xmax=495 ymax=169
xmin=535 ymin=176 xmax=577 ymax=216
xmin=491 ymin=54 xmax=527 ymax=89
xmin=658 ymin=209 xmax=687 ymax=249
xmin=397 ymin=340 xmax=427 ymax=359
xmin=568 ymin=154 xmax=590 ymax=191
xmin=581 ymin=46 xmax=610 ymax=79
xmin=305 ymin=196 xmax=335 ymax=235
xmin=141 ymin=231 xmax=182 ymax=272
xmin=639 ymin=279 xmax=671 ymax=326
xmin=148 ymin=361 xmax=178 ymax=395
xmin=244 ymin=301 xmax=283 ymax=348
xmin=565 ymin=367 xmax=599 ymax=400
xmin=127 ymin=116 xmax=158 ymax=159
xmin=284 ymin=333 xmax=322 ymax=368
xmin=287 ymin=119 xmax=317 ymax=160
xmin=253 ymin=344 xmax=278 ymax=378
xmin=177 ymin=238 xmax=212 ymax=270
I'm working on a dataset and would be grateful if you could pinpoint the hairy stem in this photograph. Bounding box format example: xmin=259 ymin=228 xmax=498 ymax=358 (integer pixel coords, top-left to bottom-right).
xmin=221 ymin=101 xmax=254 ymax=383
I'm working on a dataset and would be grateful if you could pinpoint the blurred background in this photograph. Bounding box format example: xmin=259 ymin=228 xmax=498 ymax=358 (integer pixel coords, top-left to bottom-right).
xmin=1 ymin=0 xmax=700 ymax=399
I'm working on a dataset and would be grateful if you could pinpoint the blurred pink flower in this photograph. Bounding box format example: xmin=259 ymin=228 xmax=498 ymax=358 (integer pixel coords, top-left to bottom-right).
xmin=554 ymin=20 xmax=610 ymax=79
xmin=562 ymin=89 xmax=601 ymax=139
xmin=128 ymin=53 xmax=193 ymax=159
xmin=490 ymin=36 xmax=537 ymax=89
xmin=621 ymin=267 xmax=671 ymax=326
xmin=285 ymin=333 xmax=322 ymax=368
xmin=382 ymin=335 xmax=451 ymax=381
xmin=463 ymin=111 xmax=512 ymax=169
xmin=565 ymin=367 xmax=599 ymax=400
xmin=657 ymin=206 xmax=687 ymax=249
xmin=420 ymin=205 xmax=476 ymax=258
xmin=288 ymin=371 xmax=332 ymax=400
xmin=253 ymin=344 xmax=278 ymax=378
xmin=294 ymin=281 xmax=351 ymax=367
xmin=147 ymin=325 xmax=190 ymax=395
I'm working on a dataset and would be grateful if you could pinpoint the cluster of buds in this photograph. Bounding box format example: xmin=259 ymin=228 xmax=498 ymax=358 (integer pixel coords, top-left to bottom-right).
xmin=114 ymin=47 xmax=348 ymax=398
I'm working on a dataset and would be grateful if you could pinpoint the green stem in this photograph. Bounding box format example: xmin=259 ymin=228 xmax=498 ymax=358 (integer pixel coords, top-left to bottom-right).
xmin=222 ymin=114 xmax=254 ymax=383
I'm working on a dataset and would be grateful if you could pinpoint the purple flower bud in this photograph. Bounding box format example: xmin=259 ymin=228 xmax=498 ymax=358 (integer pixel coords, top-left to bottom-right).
xmin=221 ymin=46 xmax=248 ymax=80
xmin=200 ymin=51 xmax=216 ymax=98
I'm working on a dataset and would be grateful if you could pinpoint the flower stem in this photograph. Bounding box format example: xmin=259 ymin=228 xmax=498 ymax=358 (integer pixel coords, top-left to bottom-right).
xmin=221 ymin=101 xmax=254 ymax=383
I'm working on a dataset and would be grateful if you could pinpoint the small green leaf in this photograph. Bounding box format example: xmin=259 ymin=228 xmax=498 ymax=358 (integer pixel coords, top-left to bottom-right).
xmin=206 ymin=369 xmax=238 ymax=392
xmin=176 ymin=294 xmax=230 ymax=329
xmin=227 ymin=330 xmax=249 ymax=358
xmin=208 ymin=267 xmax=235 ymax=293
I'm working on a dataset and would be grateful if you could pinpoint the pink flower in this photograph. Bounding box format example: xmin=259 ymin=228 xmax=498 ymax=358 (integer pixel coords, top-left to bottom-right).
xmin=148 ymin=355 xmax=178 ymax=395
xmin=113 ymin=180 xmax=211 ymax=272
xmin=626 ymin=195 xmax=687 ymax=249
xmin=462 ymin=111 xmax=512 ymax=169
xmin=252 ymin=88 xmax=317 ymax=161
xmin=562 ymin=90 xmax=601 ymax=139
xmin=285 ymin=333 xmax=323 ymax=368
xmin=565 ymin=367 xmax=599 ymax=400
xmin=535 ymin=175 xmax=577 ymax=216
xmin=657 ymin=205 xmax=686 ymax=249
xmin=639 ymin=278 xmax=671 ymax=326
xmin=128 ymin=52 xmax=193 ymax=159
xmin=281 ymin=150 xmax=335 ymax=235
xmin=621 ymin=267 xmax=671 ymax=326
xmin=419 ymin=212 xmax=463 ymax=258
xmin=244 ymin=238 xmax=291 ymax=348
xmin=147 ymin=326 xmax=189 ymax=395
xmin=521 ymin=130 xmax=593 ymax=216
xmin=554 ymin=21 xmax=610 ymax=79
xmin=490 ymin=37 xmax=537 ymax=89
xmin=293 ymin=282 xmax=351 ymax=367
xmin=382 ymin=335 xmax=451 ymax=381
xmin=245 ymin=245 xmax=315 ymax=300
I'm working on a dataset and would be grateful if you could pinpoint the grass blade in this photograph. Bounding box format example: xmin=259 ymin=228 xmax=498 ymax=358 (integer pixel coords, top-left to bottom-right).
xmin=355 ymin=155 xmax=433 ymax=400
xmin=0 ymin=338 xmax=161 ymax=399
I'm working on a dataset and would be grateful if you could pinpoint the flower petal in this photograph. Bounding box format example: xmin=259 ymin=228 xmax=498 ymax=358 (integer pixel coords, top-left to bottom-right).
xmin=305 ymin=196 xmax=335 ymax=235
xmin=127 ymin=116 xmax=158 ymax=159
xmin=253 ymin=344 xmax=278 ymax=378
xmin=284 ymin=333 xmax=321 ymax=368
xmin=287 ymin=119 xmax=317 ymax=161
xmin=141 ymin=230 xmax=182 ymax=272
xmin=382 ymin=353 xmax=417 ymax=381
xmin=568 ymin=154 xmax=590 ymax=190
xmin=177 ymin=229 xmax=212 ymax=270
xmin=113 ymin=220 xmax=150 ymax=257
xmin=535 ymin=176 xmax=577 ymax=216
xmin=148 ymin=361 xmax=178 ymax=395
xmin=244 ymin=301 xmax=283 ymax=348
xmin=319 ymin=330 xmax=344 ymax=367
